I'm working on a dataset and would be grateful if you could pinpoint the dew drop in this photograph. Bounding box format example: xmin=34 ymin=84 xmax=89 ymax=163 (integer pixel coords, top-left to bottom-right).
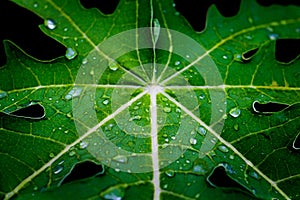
xmin=63 ymin=27 xmax=68 ymax=32
xmin=53 ymin=165 xmax=63 ymax=174
xmin=102 ymin=187 xmax=125 ymax=200
xmin=64 ymin=87 xmax=82 ymax=100
xmin=234 ymin=54 xmax=243 ymax=62
xmin=223 ymin=55 xmax=228 ymax=59
xmin=44 ymin=18 xmax=56 ymax=30
xmin=65 ymin=47 xmax=77 ymax=60
xmin=193 ymin=165 xmax=205 ymax=174
xmin=102 ymin=99 xmax=110 ymax=105
xmin=229 ymin=155 xmax=235 ymax=160
xmin=113 ymin=155 xmax=128 ymax=163
xmin=79 ymin=141 xmax=88 ymax=149
xmin=197 ymin=126 xmax=207 ymax=136
xmin=210 ymin=138 xmax=217 ymax=144
xmin=199 ymin=94 xmax=205 ymax=100
xmin=269 ymin=33 xmax=279 ymax=40
xmin=165 ymin=170 xmax=175 ymax=177
xmin=163 ymin=107 xmax=171 ymax=113
xmin=189 ymin=138 xmax=197 ymax=145
xmin=249 ymin=171 xmax=260 ymax=180
xmin=82 ymin=58 xmax=88 ymax=64
xmin=0 ymin=90 xmax=7 ymax=99
xmin=108 ymin=60 xmax=119 ymax=71
xmin=129 ymin=115 xmax=141 ymax=121
xmin=33 ymin=2 xmax=38 ymax=8
xmin=175 ymin=61 xmax=180 ymax=66
xmin=153 ymin=18 xmax=160 ymax=44
xmin=229 ymin=107 xmax=241 ymax=118
xmin=218 ymin=145 xmax=229 ymax=153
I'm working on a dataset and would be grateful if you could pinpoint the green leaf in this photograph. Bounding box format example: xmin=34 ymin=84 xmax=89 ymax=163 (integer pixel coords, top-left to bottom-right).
xmin=1 ymin=0 xmax=300 ymax=200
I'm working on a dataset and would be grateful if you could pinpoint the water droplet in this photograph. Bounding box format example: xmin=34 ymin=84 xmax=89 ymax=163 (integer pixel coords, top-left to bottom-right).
xmin=79 ymin=141 xmax=88 ymax=149
xmin=64 ymin=87 xmax=82 ymax=100
xmin=53 ymin=165 xmax=63 ymax=174
xmin=33 ymin=2 xmax=38 ymax=8
xmin=44 ymin=18 xmax=56 ymax=30
xmin=129 ymin=115 xmax=141 ymax=121
xmin=113 ymin=155 xmax=128 ymax=164
xmin=175 ymin=61 xmax=180 ymax=66
xmin=229 ymin=155 xmax=235 ymax=160
xmin=189 ymin=138 xmax=197 ymax=145
xmin=218 ymin=145 xmax=229 ymax=153
xmin=174 ymin=11 xmax=180 ymax=16
xmin=165 ymin=170 xmax=175 ymax=177
xmin=102 ymin=187 xmax=125 ymax=200
xmin=65 ymin=47 xmax=77 ymax=60
xmin=108 ymin=60 xmax=119 ymax=71
xmin=269 ymin=33 xmax=279 ymax=40
xmin=82 ymin=58 xmax=88 ymax=64
xmin=153 ymin=18 xmax=160 ymax=44
xmin=210 ymin=138 xmax=217 ymax=144
xmin=163 ymin=107 xmax=171 ymax=113
xmin=234 ymin=54 xmax=243 ymax=62
xmin=223 ymin=55 xmax=228 ymax=59
xmin=102 ymin=99 xmax=109 ymax=105
xmin=229 ymin=107 xmax=241 ymax=118
xmin=163 ymin=184 xmax=168 ymax=189
xmin=0 ymin=90 xmax=7 ymax=99
xmin=199 ymin=94 xmax=205 ymax=100
xmin=192 ymin=165 xmax=207 ymax=174
xmin=186 ymin=54 xmax=190 ymax=58
xmin=249 ymin=171 xmax=260 ymax=180
xmin=197 ymin=126 xmax=207 ymax=136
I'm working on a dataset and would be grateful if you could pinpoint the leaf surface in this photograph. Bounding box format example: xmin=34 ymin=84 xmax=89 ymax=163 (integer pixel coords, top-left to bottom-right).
xmin=0 ymin=0 xmax=300 ymax=200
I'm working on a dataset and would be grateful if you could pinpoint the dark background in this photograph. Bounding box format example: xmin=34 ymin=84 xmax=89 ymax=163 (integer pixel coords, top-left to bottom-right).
xmin=0 ymin=0 xmax=299 ymax=67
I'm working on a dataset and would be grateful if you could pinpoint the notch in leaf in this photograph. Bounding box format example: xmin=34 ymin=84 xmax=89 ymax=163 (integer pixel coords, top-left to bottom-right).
xmin=207 ymin=163 xmax=241 ymax=188
xmin=275 ymin=39 xmax=300 ymax=64
xmin=252 ymin=101 xmax=289 ymax=114
xmin=8 ymin=102 xmax=45 ymax=119
xmin=293 ymin=133 xmax=300 ymax=150
xmin=61 ymin=161 xmax=104 ymax=185
xmin=242 ymin=47 xmax=259 ymax=62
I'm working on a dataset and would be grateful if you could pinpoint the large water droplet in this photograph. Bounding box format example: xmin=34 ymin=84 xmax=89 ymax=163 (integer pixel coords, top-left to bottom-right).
xmin=229 ymin=107 xmax=241 ymax=118
xmin=44 ymin=18 xmax=56 ymax=30
xmin=64 ymin=87 xmax=82 ymax=100
xmin=113 ymin=155 xmax=128 ymax=163
xmin=0 ymin=90 xmax=7 ymax=99
xmin=249 ymin=171 xmax=260 ymax=180
xmin=269 ymin=33 xmax=279 ymax=40
xmin=218 ymin=145 xmax=229 ymax=153
xmin=53 ymin=165 xmax=63 ymax=174
xmin=65 ymin=47 xmax=77 ymax=60
xmin=102 ymin=99 xmax=110 ymax=105
xmin=102 ymin=187 xmax=125 ymax=200
xmin=189 ymin=138 xmax=197 ymax=145
xmin=108 ymin=60 xmax=119 ymax=71
xmin=197 ymin=126 xmax=207 ymax=136
xmin=192 ymin=165 xmax=207 ymax=174
xmin=165 ymin=170 xmax=175 ymax=177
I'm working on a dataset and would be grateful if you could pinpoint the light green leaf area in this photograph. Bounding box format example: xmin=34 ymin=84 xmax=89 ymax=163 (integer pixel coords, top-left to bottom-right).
xmin=0 ymin=0 xmax=300 ymax=200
